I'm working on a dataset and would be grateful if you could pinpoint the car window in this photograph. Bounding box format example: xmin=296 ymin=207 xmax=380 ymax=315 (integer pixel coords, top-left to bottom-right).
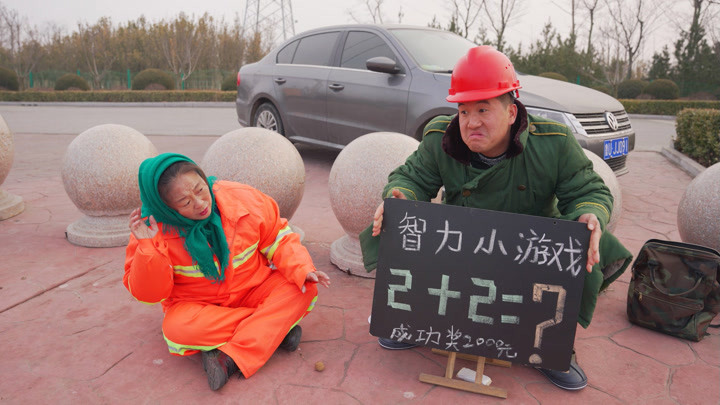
xmin=276 ymin=40 xmax=299 ymax=64
xmin=340 ymin=31 xmax=398 ymax=70
xmin=389 ymin=28 xmax=475 ymax=73
xmin=291 ymin=32 xmax=340 ymax=66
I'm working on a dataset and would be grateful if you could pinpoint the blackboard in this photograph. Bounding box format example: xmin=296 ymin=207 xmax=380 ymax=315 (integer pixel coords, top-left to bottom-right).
xmin=370 ymin=198 xmax=589 ymax=371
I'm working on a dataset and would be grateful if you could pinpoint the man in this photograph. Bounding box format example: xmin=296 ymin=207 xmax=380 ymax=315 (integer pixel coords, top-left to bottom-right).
xmin=360 ymin=46 xmax=632 ymax=391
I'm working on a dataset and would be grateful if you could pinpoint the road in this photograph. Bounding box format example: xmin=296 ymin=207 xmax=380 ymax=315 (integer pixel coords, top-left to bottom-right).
xmin=0 ymin=103 xmax=676 ymax=152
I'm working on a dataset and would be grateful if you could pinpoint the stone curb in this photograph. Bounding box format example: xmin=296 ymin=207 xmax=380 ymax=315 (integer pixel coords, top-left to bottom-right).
xmin=660 ymin=146 xmax=705 ymax=178
xmin=0 ymin=101 xmax=235 ymax=108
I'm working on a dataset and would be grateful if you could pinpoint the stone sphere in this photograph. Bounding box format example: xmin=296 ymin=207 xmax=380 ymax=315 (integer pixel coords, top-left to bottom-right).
xmin=0 ymin=114 xmax=14 ymax=186
xmin=329 ymin=132 xmax=419 ymax=236
xmin=201 ymin=127 xmax=305 ymax=220
xmin=0 ymin=114 xmax=24 ymax=220
xmin=582 ymin=149 xmax=622 ymax=232
xmin=62 ymin=124 xmax=157 ymax=216
xmin=678 ymin=162 xmax=720 ymax=251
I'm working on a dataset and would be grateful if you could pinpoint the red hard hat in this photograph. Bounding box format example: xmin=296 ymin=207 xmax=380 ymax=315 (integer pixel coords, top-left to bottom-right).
xmin=446 ymin=46 xmax=521 ymax=103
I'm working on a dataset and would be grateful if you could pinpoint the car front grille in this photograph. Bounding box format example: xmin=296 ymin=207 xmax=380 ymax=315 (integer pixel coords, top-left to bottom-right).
xmin=604 ymin=155 xmax=627 ymax=172
xmin=573 ymin=110 xmax=632 ymax=136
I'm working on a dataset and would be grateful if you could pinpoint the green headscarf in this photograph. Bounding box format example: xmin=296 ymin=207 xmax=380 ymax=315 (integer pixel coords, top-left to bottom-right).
xmin=138 ymin=153 xmax=229 ymax=281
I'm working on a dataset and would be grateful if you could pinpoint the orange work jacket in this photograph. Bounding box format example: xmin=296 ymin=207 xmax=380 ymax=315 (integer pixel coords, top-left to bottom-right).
xmin=124 ymin=181 xmax=315 ymax=310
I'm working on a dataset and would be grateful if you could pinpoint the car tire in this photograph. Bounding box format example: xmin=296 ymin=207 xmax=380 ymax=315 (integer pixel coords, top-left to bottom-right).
xmin=252 ymin=103 xmax=284 ymax=135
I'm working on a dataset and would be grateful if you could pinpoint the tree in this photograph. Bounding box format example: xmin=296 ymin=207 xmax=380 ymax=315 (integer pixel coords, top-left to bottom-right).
xmin=482 ymin=0 xmax=523 ymax=52
xmin=602 ymin=0 xmax=662 ymax=79
xmin=672 ymin=0 xmax=720 ymax=95
xmin=215 ymin=15 xmax=245 ymax=71
xmin=648 ymin=46 xmax=671 ymax=79
xmin=76 ymin=17 xmax=117 ymax=89
xmin=153 ymin=13 xmax=215 ymax=89
xmin=350 ymin=0 xmax=386 ymax=23
xmin=451 ymin=0 xmax=484 ymax=39
xmin=0 ymin=4 xmax=45 ymax=89
xmin=581 ymin=0 xmax=601 ymax=55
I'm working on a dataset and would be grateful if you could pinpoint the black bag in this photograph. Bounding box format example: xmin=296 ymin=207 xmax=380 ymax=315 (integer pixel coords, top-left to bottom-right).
xmin=627 ymin=239 xmax=720 ymax=341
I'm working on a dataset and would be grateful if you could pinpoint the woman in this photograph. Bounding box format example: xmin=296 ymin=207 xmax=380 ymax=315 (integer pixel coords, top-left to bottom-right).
xmin=124 ymin=153 xmax=330 ymax=391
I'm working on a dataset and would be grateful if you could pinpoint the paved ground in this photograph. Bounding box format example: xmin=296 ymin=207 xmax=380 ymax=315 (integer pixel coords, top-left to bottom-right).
xmin=1 ymin=122 xmax=718 ymax=404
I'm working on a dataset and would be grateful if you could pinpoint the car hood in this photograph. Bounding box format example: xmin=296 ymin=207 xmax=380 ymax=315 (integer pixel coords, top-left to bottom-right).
xmin=516 ymin=75 xmax=624 ymax=114
xmin=432 ymin=73 xmax=624 ymax=114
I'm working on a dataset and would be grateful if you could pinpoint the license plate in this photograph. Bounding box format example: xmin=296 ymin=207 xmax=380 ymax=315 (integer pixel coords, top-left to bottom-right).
xmin=603 ymin=137 xmax=629 ymax=160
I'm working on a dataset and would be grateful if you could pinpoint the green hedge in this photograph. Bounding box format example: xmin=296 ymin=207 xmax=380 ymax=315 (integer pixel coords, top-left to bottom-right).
xmin=221 ymin=74 xmax=237 ymax=91
xmin=0 ymin=67 xmax=19 ymax=91
xmin=617 ymin=79 xmax=648 ymax=99
xmin=674 ymin=108 xmax=720 ymax=167
xmin=644 ymin=79 xmax=679 ymax=100
xmin=0 ymin=90 xmax=236 ymax=102
xmin=132 ymin=68 xmax=175 ymax=90
xmin=54 ymin=74 xmax=90 ymax=91
xmin=620 ymin=99 xmax=720 ymax=115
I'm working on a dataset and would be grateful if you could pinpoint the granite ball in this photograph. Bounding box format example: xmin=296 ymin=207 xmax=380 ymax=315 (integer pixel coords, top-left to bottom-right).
xmin=678 ymin=162 xmax=720 ymax=251
xmin=62 ymin=124 xmax=157 ymax=216
xmin=0 ymin=114 xmax=14 ymax=186
xmin=201 ymin=127 xmax=305 ymax=220
xmin=582 ymin=149 xmax=622 ymax=232
xmin=0 ymin=114 xmax=24 ymax=220
xmin=329 ymin=132 xmax=419 ymax=276
xmin=329 ymin=132 xmax=419 ymax=236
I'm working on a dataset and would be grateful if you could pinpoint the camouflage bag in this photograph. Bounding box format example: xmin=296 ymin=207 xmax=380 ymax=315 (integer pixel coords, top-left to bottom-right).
xmin=627 ymin=239 xmax=720 ymax=341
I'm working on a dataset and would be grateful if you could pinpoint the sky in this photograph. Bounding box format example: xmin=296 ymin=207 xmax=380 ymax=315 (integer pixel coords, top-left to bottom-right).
xmin=1 ymin=0 xmax=694 ymax=61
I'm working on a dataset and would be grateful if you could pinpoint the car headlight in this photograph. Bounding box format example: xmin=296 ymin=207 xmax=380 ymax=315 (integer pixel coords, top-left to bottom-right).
xmin=525 ymin=107 xmax=587 ymax=137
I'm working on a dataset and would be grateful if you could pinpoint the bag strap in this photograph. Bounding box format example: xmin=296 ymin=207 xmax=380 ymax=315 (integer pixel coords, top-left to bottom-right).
xmin=648 ymin=259 xmax=705 ymax=296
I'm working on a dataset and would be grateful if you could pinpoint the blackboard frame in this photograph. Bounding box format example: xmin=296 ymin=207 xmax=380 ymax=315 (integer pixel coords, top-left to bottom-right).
xmin=370 ymin=198 xmax=589 ymax=371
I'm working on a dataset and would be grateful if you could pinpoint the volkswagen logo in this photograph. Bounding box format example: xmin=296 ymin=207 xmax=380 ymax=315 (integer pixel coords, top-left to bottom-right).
xmin=605 ymin=112 xmax=619 ymax=131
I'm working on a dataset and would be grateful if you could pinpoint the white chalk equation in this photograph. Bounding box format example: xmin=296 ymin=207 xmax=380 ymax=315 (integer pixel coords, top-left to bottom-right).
xmin=398 ymin=213 xmax=585 ymax=277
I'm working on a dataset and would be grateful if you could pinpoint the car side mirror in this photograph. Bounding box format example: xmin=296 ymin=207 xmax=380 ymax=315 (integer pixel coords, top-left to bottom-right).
xmin=366 ymin=56 xmax=401 ymax=74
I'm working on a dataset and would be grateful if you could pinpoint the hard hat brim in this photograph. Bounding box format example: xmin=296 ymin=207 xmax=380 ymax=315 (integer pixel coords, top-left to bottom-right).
xmin=446 ymin=86 xmax=522 ymax=103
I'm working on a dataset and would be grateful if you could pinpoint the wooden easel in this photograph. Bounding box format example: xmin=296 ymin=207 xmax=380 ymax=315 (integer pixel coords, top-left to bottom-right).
xmin=419 ymin=349 xmax=511 ymax=398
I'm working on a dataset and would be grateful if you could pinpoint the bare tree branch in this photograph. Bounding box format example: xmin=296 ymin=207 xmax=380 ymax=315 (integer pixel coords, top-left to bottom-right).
xmin=482 ymin=0 xmax=523 ymax=52
xmin=602 ymin=0 xmax=663 ymax=79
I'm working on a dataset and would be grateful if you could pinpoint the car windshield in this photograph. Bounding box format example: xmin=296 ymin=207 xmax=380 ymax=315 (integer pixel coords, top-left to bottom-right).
xmin=389 ymin=28 xmax=477 ymax=73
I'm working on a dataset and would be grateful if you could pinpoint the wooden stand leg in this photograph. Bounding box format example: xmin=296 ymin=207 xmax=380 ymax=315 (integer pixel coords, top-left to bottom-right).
xmin=419 ymin=350 xmax=509 ymax=399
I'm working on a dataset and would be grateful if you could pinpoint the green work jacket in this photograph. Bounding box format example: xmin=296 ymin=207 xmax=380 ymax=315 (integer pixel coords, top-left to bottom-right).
xmin=360 ymin=103 xmax=632 ymax=327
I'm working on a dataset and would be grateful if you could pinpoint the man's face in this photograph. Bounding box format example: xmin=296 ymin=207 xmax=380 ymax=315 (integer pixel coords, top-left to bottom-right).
xmin=458 ymin=97 xmax=518 ymax=157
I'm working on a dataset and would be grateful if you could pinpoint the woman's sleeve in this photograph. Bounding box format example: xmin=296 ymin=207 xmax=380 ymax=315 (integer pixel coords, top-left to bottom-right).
xmin=123 ymin=233 xmax=175 ymax=304
xmin=256 ymin=192 xmax=315 ymax=290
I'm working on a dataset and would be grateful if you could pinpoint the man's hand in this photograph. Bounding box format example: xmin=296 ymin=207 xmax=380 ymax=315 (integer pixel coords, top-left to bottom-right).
xmin=577 ymin=213 xmax=601 ymax=273
xmin=371 ymin=189 xmax=407 ymax=236
xmin=129 ymin=208 xmax=159 ymax=240
xmin=306 ymin=270 xmax=331 ymax=288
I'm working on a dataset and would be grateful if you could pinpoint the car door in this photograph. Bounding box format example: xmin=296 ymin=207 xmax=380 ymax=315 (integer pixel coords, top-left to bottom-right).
xmin=325 ymin=30 xmax=412 ymax=147
xmin=272 ymin=31 xmax=341 ymax=143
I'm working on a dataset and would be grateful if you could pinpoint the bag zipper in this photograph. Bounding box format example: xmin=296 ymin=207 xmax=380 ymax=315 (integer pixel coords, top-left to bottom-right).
xmin=634 ymin=287 xmax=703 ymax=311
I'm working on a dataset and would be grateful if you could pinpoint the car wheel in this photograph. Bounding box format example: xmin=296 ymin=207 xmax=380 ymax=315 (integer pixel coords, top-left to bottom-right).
xmin=253 ymin=103 xmax=284 ymax=135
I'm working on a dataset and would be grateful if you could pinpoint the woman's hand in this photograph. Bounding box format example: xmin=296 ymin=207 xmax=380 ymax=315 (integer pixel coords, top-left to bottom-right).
xmin=129 ymin=208 xmax=159 ymax=240
xmin=306 ymin=270 xmax=331 ymax=288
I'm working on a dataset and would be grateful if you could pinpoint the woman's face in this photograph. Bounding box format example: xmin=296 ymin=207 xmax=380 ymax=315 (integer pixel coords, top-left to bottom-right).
xmin=165 ymin=171 xmax=212 ymax=220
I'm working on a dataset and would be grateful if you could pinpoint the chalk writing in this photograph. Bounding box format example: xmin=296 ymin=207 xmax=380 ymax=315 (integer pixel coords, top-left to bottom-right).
xmin=434 ymin=220 xmax=463 ymax=254
xmin=398 ymin=212 xmax=426 ymax=252
xmin=474 ymin=228 xmax=508 ymax=255
xmin=392 ymin=322 xmax=518 ymax=359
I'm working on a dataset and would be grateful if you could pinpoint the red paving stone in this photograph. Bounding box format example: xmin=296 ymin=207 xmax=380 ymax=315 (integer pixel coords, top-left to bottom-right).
xmin=1 ymin=128 xmax=718 ymax=405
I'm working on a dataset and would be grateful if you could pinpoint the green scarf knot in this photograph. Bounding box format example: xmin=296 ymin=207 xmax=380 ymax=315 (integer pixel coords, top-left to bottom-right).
xmin=138 ymin=153 xmax=230 ymax=281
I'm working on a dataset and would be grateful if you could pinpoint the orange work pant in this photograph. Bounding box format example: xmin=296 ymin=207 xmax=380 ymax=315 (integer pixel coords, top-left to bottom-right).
xmin=161 ymin=272 xmax=318 ymax=377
